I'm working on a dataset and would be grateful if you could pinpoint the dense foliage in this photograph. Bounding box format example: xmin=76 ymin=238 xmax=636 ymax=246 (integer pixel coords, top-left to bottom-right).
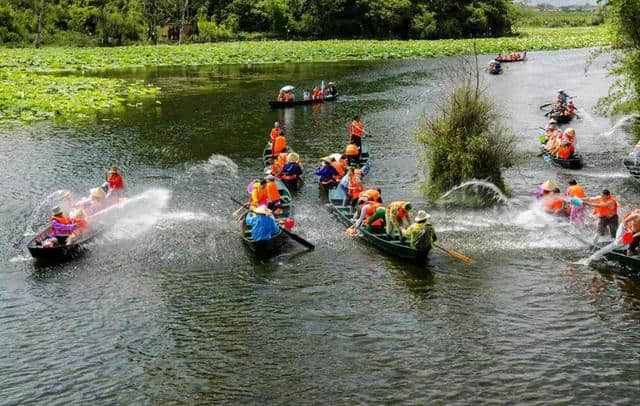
xmin=415 ymin=68 xmax=515 ymax=203
xmin=0 ymin=0 xmax=520 ymax=45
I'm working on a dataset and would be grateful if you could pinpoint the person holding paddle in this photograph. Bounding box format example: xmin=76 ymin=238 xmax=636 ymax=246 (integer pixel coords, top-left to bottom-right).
xmin=245 ymin=205 xmax=280 ymax=242
xmin=402 ymin=210 xmax=436 ymax=263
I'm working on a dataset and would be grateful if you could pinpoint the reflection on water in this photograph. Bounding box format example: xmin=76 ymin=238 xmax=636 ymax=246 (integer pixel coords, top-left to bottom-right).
xmin=2 ymin=49 xmax=640 ymax=404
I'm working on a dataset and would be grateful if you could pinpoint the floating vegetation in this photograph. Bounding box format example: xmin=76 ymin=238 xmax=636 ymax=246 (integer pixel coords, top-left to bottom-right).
xmin=0 ymin=26 xmax=611 ymax=124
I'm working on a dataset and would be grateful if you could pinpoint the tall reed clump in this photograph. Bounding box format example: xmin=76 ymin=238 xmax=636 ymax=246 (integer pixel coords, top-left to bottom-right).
xmin=415 ymin=62 xmax=516 ymax=204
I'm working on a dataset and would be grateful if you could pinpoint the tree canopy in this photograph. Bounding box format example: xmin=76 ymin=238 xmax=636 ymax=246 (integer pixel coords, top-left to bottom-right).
xmin=0 ymin=0 xmax=517 ymax=45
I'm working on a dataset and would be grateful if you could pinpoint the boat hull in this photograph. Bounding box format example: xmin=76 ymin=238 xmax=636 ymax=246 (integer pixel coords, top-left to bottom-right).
xmin=603 ymin=248 xmax=640 ymax=272
xmin=269 ymin=94 xmax=338 ymax=108
xmin=548 ymin=154 xmax=583 ymax=170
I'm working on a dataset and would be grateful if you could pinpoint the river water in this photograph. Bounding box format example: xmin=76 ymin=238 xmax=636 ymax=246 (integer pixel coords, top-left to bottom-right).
xmin=2 ymin=48 xmax=640 ymax=404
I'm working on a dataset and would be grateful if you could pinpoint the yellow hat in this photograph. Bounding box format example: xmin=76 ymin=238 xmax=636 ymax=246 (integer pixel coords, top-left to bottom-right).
xmin=540 ymin=180 xmax=558 ymax=192
xmin=565 ymin=128 xmax=575 ymax=136
xmin=252 ymin=205 xmax=271 ymax=216
xmin=321 ymin=156 xmax=332 ymax=164
xmin=70 ymin=209 xmax=86 ymax=219
xmin=415 ymin=210 xmax=430 ymax=222
xmin=108 ymin=165 xmax=119 ymax=174
xmin=287 ymin=153 xmax=300 ymax=163
xmin=51 ymin=206 xmax=63 ymax=216
xmin=90 ymin=187 xmax=106 ymax=199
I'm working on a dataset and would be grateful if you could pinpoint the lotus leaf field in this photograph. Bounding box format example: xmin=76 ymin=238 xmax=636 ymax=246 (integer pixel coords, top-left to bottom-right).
xmin=0 ymin=26 xmax=611 ymax=123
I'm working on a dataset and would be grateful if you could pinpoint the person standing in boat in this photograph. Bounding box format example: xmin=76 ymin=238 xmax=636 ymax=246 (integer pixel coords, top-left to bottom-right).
xmin=386 ymin=201 xmax=412 ymax=239
xmin=269 ymin=122 xmax=281 ymax=144
xmin=106 ymin=165 xmax=125 ymax=199
xmin=348 ymin=115 xmax=369 ymax=151
xmin=584 ymin=189 xmax=619 ymax=242
xmin=272 ymin=132 xmax=287 ymax=158
xmin=557 ymin=89 xmax=570 ymax=104
xmin=402 ymin=210 xmax=437 ymax=262
xmin=245 ymin=205 xmax=280 ymax=242
xmin=345 ymin=142 xmax=360 ymax=167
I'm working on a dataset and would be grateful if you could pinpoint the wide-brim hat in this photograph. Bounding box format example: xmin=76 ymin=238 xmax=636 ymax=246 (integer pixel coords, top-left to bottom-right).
xmin=321 ymin=156 xmax=332 ymax=164
xmin=70 ymin=209 xmax=86 ymax=219
xmin=51 ymin=206 xmax=63 ymax=216
xmin=540 ymin=180 xmax=558 ymax=192
xmin=90 ymin=187 xmax=106 ymax=199
xmin=558 ymin=89 xmax=565 ymax=93
xmin=330 ymin=153 xmax=342 ymax=161
xmin=565 ymin=128 xmax=575 ymax=136
xmin=287 ymin=153 xmax=300 ymax=163
xmin=415 ymin=210 xmax=430 ymax=222
xmin=252 ymin=205 xmax=271 ymax=215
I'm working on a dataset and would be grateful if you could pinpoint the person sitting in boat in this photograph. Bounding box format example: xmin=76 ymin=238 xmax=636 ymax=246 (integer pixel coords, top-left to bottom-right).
xmin=560 ymin=128 xmax=576 ymax=146
xmin=303 ymin=89 xmax=311 ymax=101
xmin=106 ymin=165 xmax=125 ymax=199
xmin=245 ymin=205 xmax=280 ymax=242
xmin=249 ymin=179 xmax=269 ymax=209
xmin=556 ymin=141 xmax=575 ymax=160
xmin=269 ymin=122 xmax=281 ymax=144
xmin=386 ymin=201 xmax=412 ymax=239
xmin=354 ymin=199 xmax=385 ymax=232
xmin=583 ymin=189 xmax=619 ymax=241
xmin=544 ymin=118 xmax=557 ymax=133
xmin=362 ymin=188 xmax=382 ymax=204
xmin=284 ymin=91 xmax=294 ymax=102
xmin=327 ymin=82 xmax=337 ymax=96
xmin=550 ymin=100 xmax=565 ymax=116
xmin=277 ymin=91 xmax=286 ymax=102
xmin=620 ymin=210 xmax=640 ymax=256
xmin=557 ymin=89 xmax=569 ymax=104
xmin=42 ymin=206 xmax=76 ymax=247
xmin=566 ymin=101 xmax=576 ymax=116
xmin=311 ymin=87 xmax=320 ymax=100
xmin=315 ymin=157 xmax=339 ymax=189
xmin=330 ymin=156 xmax=346 ymax=182
xmin=66 ymin=209 xmax=88 ymax=245
xmin=281 ymin=153 xmax=303 ymax=183
xmin=566 ymin=179 xmax=586 ymax=226
xmin=265 ymin=175 xmax=283 ymax=214
xmin=75 ymin=187 xmax=107 ymax=216
xmin=345 ymin=143 xmax=360 ymax=167
xmin=271 ymin=152 xmax=288 ymax=177
xmin=402 ymin=210 xmax=436 ymax=261
xmin=272 ymin=133 xmax=287 ymax=158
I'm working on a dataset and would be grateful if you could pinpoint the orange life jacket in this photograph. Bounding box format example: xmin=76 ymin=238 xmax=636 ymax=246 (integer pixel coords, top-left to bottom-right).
xmin=557 ymin=145 xmax=574 ymax=159
xmin=362 ymin=189 xmax=380 ymax=202
xmin=349 ymin=120 xmax=363 ymax=137
xmin=594 ymin=195 xmax=618 ymax=218
xmin=345 ymin=143 xmax=359 ymax=157
xmin=348 ymin=175 xmax=363 ymax=199
xmin=273 ymin=136 xmax=287 ymax=155
xmin=567 ymin=185 xmax=585 ymax=198
xmin=50 ymin=214 xmax=72 ymax=236
xmin=364 ymin=202 xmax=384 ymax=227
xmin=543 ymin=197 xmax=564 ymax=213
xmin=270 ymin=128 xmax=280 ymax=143
xmin=388 ymin=201 xmax=408 ymax=218
xmin=331 ymin=162 xmax=345 ymax=180
xmin=72 ymin=218 xmax=88 ymax=233
xmin=267 ymin=181 xmax=281 ymax=202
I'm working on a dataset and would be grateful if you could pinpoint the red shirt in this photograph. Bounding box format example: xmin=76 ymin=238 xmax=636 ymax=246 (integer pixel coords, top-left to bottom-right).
xmin=107 ymin=173 xmax=124 ymax=190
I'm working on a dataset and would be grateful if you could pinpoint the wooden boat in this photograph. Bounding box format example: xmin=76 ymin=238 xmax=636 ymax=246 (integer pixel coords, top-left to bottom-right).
xmin=623 ymin=156 xmax=640 ymax=185
xmin=27 ymin=228 xmax=99 ymax=262
xmin=240 ymin=179 xmax=293 ymax=258
xmin=549 ymin=111 xmax=575 ymax=124
xmin=262 ymin=144 xmax=304 ymax=191
xmin=488 ymin=66 xmax=502 ymax=75
xmin=495 ymin=53 xmax=526 ymax=63
xmin=546 ymin=153 xmax=583 ymax=170
xmin=269 ymin=93 xmax=338 ymax=109
xmin=326 ymin=187 xmax=429 ymax=264
xmin=602 ymin=247 xmax=640 ymax=272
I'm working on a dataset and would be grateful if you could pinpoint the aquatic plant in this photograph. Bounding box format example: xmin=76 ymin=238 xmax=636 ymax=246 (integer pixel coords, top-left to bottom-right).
xmin=415 ymin=61 xmax=516 ymax=204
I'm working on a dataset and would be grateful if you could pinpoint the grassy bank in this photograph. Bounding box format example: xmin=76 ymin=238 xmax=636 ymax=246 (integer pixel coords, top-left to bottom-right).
xmin=0 ymin=26 xmax=611 ymax=123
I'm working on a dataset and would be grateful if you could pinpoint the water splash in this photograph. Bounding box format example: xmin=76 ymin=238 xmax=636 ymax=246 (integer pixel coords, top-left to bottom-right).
xmin=186 ymin=154 xmax=238 ymax=177
xmin=586 ymin=240 xmax=618 ymax=264
xmin=602 ymin=114 xmax=638 ymax=137
xmin=438 ymin=180 xmax=510 ymax=205
xmin=25 ymin=189 xmax=71 ymax=235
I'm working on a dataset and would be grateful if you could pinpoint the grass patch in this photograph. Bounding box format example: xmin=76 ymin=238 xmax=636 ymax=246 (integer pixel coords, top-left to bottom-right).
xmin=0 ymin=26 xmax=612 ymax=124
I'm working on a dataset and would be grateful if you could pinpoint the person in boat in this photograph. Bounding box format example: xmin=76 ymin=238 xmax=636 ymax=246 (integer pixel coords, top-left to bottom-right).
xmin=271 ymin=152 xmax=288 ymax=177
xmin=386 ymin=201 xmax=412 ymax=239
xmin=344 ymin=168 xmax=364 ymax=210
xmin=272 ymin=132 xmax=287 ymax=158
xmin=354 ymin=198 xmax=385 ymax=232
xmin=312 ymin=87 xmax=320 ymax=100
xmin=303 ymin=89 xmax=311 ymax=101
xmin=544 ymin=118 xmax=557 ymax=133
xmin=345 ymin=142 xmax=360 ymax=167
xmin=315 ymin=156 xmax=339 ymax=189
xmin=556 ymin=140 xmax=575 ymax=160
xmin=620 ymin=210 xmax=640 ymax=256
xmin=75 ymin=187 xmax=107 ymax=216
xmin=327 ymin=82 xmax=337 ymax=96
xmin=269 ymin=122 xmax=281 ymax=144
xmin=565 ymin=179 xmax=586 ymax=226
xmin=245 ymin=205 xmax=280 ymax=242
xmin=49 ymin=206 xmax=75 ymax=243
xmin=584 ymin=189 xmax=619 ymax=241
xmin=277 ymin=91 xmax=285 ymax=102
xmin=66 ymin=209 xmax=88 ymax=245
xmin=402 ymin=210 xmax=437 ymax=261
xmin=557 ymin=89 xmax=570 ymax=105
xmin=560 ymin=128 xmax=576 ymax=147
xmin=348 ymin=115 xmax=369 ymax=150
xmin=361 ymin=188 xmax=382 ymax=203
xmin=330 ymin=157 xmax=346 ymax=182
xmin=106 ymin=165 xmax=125 ymax=199
xmin=265 ymin=175 xmax=283 ymax=213
xmin=281 ymin=152 xmax=303 ymax=183
xmin=566 ymin=101 xmax=576 ymax=116
xmin=250 ymin=179 xmax=269 ymax=209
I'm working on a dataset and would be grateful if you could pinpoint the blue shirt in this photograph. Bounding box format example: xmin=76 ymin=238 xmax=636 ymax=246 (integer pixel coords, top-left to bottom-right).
xmin=315 ymin=164 xmax=338 ymax=183
xmin=282 ymin=162 xmax=303 ymax=176
xmin=245 ymin=213 xmax=280 ymax=241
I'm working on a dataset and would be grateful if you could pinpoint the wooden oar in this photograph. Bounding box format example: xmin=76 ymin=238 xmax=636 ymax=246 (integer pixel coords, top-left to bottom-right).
xmin=230 ymin=197 xmax=314 ymax=250
xmin=539 ymin=103 xmax=552 ymax=110
xmin=433 ymin=243 xmax=476 ymax=265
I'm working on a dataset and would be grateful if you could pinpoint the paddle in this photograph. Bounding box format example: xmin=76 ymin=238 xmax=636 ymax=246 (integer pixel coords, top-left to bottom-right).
xmin=230 ymin=197 xmax=315 ymax=250
xmin=433 ymin=243 xmax=476 ymax=265
xmin=539 ymin=103 xmax=552 ymax=110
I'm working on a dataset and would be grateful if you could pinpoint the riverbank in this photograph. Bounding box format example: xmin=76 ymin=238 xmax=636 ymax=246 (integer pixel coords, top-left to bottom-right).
xmin=0 ymin=26 xmax=611 ymax=123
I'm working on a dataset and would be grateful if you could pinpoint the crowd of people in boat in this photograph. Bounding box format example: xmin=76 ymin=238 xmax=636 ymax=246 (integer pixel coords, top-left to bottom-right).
xmin=539 ymin=90 xmax=578 ymax=159
xmin=276 ymin=81 xmax=338 ymax=102
xmin=43 ymin=166 xmax=125 ymax=248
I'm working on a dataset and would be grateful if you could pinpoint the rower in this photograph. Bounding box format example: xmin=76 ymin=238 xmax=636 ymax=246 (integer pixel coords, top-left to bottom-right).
xmin=245 ymin=205 xmax=280 ymax=241
xmin=269 ymin=122 xmax=281 ymax=144
xmin=348 ymin=115 xmax=369 ymax=151
xmin=49 ymin=206 xmax=75 ymax=244
xmin=402 ymin=210 xmax=436 ymax=262
xmin=386 ymin=201 xmax=412 ymax=239
xmin=557 ymin=89 xmax=570 ymax=104
xmin=281 ymin=153 xmax=303 ymax=183
xmin=584 ymin=189 xmax=619 ymax=242
xmin=315 ymin=156 xmax=339 ymax=188
xmin=106 ymin=165 xmax=125 ymax=199
xmin=265 ymin=175 xmax=283 ymax=213
xmin=272 ymin=133 xmax=287 ymax=158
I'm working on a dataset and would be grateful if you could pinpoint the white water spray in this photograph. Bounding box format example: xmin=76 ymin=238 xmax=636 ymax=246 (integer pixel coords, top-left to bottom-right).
xmin=25 ymin=189 xmax=71 ymax=235
xmin=602 ymin=114 xmax=638 ymax=137
xmin=438 ymin=179 xmax=510 ymax=204
xmin=186 ymin=154 xmax=238 ymax=177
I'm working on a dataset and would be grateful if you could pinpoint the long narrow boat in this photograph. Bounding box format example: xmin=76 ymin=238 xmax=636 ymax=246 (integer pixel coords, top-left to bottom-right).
xmin=262 ymin=144 xmax=304 ymax=191
xmin=546 ymin=153 xmax=583 ymax=170
xmin=623 ymin=156 xmax=640 ymax=185
xmin=240 ymin=179 xmax=293 ymax=259
xmin=495 ymin=53 xmax=526 ymax=63
xmin=269 ymin=94 xmax=338 ymax=109
xmin=602 ymin=248 xmax=640 ymax=273
xmin=326 ymin=187 xmax=429 ymax=264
